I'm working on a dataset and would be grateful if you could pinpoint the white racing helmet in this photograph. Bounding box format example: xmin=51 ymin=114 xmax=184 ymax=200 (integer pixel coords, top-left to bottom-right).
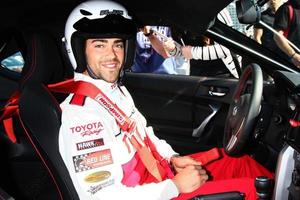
xmin=63 ymin=0 xmax=136 ymax=73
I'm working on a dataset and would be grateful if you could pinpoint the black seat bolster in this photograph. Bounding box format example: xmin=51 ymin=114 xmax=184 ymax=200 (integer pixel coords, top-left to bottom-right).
xmin=19 ymin=83 xmax=79 ymax=200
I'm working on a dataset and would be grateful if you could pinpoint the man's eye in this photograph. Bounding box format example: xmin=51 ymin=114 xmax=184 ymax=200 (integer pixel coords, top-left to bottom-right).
xmin=95 ymin=44 xmax=104 ymax=48
xmin=116 ymin=43 xmax=124 ymax=48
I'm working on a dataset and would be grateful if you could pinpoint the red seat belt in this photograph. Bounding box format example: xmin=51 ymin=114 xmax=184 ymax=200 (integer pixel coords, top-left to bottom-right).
xmin=48 ymin=79 xmax=131 ymax=130
xmin=283 ymin=3 xmax=294 ymax=38
xmin=0 ymin=91 xmax=21 ymax=143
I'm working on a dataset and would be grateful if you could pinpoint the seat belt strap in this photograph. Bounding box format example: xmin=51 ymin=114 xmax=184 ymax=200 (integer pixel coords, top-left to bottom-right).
xmin=283 ymin=3 xmax=294 ymax=38
xmin=48 ymin=79 xmax=165 ymax=181
xmin=48 ymin=79 xmax=131 ymax=131
xmin=3 ymin=117 xmax=17 ymax=143
xmin=69 ymin=94 xmax=86 ymax=106
xmin=0 ymin=91 xmax=21 ymax=143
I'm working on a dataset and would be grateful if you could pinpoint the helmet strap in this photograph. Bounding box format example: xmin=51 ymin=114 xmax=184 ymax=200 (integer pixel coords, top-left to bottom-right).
xmin=117 ymin=68 xmax=125 ymax=86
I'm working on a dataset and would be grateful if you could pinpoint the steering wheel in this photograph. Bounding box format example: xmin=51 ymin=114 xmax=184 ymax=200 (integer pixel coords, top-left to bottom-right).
xmin=223 ymin=63 xmax=263 ymax=156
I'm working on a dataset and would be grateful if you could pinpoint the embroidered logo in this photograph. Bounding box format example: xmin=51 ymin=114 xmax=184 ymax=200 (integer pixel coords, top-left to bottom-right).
xmin=76 ymin=139 xmax=104 ymax=151
xmin=84 ymin=171 xmax=111 ymax=183
xmin=70 ymin=122 xmax=104 ymax=137
xmin=73 ymin=149 xmax=113 ymax=172
xmin=111 ymin=82 xmax=117 ymax=90
xmin=95 ymin=94 xmax=126 ymax=125
xmin=100 ymin=9 xmax=123 ymax=16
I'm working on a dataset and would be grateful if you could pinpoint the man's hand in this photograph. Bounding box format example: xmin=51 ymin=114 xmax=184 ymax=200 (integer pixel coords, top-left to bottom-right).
xmin=181 ymin=46 xmax=193 ymax=59
xmin=171 ymin=155 xmax=201 ymax=173
xmin=172 ymin=165 xmax=208 ymax=193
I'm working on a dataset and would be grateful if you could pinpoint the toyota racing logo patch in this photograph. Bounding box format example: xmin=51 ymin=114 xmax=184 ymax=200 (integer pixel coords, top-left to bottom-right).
xmin=70 ymin=121 xmax=104 ymax=137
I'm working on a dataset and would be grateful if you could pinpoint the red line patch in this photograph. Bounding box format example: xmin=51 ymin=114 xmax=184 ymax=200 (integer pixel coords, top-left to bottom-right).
xmin=73 ymin=149 xmax=113 ymax=172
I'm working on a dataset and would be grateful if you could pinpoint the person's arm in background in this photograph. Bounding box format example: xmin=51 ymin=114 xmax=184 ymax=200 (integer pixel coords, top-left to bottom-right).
xmin=163 ymin=38 xmax=182 ymax=57
xmin=181 ymin=43 xmax=228 ymax=61
xmin=273 ymin=30 xmax=300 ymax=67
xmin=180 ymin=40 xmax=240 ymax=78
xmin=254 ymin=27 xmax=263 ymax=44
xmin=273 ymin=3 xmax=300 ymax=68
xmin=142 ymin=26 xmax=169 ymax=58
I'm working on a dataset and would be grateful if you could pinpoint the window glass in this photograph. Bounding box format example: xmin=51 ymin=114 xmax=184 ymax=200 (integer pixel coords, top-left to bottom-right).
xmin=129 ymin=1 xmax=280 ymax=78
xmin=227 ymin=2 xmax=254 ymax=37
xmin=130 ymin=17 xmax=243 ymax=78
xmin=1 ymin=51 xmax=24 ymax=73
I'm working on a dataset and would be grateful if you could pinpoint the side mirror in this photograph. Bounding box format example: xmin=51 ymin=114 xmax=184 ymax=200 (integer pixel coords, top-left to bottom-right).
xmin=236 ymin=0 xmax=261 ymax=24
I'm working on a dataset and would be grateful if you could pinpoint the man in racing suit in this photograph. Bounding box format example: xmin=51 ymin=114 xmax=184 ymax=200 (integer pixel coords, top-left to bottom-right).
xmin=58 ymin=1 xmax=273 ymax=199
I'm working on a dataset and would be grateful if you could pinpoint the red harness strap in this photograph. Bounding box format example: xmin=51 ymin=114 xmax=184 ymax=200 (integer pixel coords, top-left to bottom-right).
xmin=0 ymin=91 xmax=21 ymax=143
xmin=48 ymin=79 xmax=132 ymax=131
xmin=283 ymin=2 xmax=294 ymax=38
xmin=69 ymin=94 xmax=86 ymax=106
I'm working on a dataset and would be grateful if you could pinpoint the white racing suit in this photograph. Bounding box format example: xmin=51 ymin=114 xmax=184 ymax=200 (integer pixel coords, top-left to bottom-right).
xmin=59 ymin=73 xmax=179 ymax=200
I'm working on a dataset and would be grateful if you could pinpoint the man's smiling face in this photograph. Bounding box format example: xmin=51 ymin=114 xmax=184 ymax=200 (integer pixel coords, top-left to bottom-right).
xmin=85 ymin=38 xmax=125 ymax=83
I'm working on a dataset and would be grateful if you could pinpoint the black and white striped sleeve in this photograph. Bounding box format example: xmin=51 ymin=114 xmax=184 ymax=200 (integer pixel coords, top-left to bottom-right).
xmin=191 ymin=43 xmax=229 ymax=60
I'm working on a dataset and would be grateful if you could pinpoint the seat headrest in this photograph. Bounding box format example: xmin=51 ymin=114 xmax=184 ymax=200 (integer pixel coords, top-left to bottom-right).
xmin=19 ymin=30 xmax=73 ymax=89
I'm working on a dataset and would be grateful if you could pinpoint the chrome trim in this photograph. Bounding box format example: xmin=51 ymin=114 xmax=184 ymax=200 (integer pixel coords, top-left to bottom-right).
xmin=192 ymin=104 xmax=220 ymax=137
xmin=208 ymin=90 xmax=226 ymax=97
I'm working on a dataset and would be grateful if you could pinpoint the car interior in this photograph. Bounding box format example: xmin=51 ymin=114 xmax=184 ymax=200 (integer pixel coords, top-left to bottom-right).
xmin=1 ymin=0 xmax=300 ymax=199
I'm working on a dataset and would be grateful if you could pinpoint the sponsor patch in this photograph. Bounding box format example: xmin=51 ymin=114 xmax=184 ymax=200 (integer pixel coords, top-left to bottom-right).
xmin=76 ymin=139 xmax=104 ymax=151
xmin=73 ymin=149 xmax=113 ymax=172
xmin=100 ymin=9 xmax=123 ymax=16
xmin=84 ymin=171 xmax=111 ymax=183
xmin=88 ymin=179 xmax=114 ymax=195
xmin=70 ymin=121 xmax=104 ymax=137
xmin=94 ymin=94 xmax=126 ymax=126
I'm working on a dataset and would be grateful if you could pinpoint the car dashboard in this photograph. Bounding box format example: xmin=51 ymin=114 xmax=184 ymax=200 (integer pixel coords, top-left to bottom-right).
xmin=273 ymin=70 xmax=300 ymax=152
xmin=267 ymin=70 xmax=300 ymax=199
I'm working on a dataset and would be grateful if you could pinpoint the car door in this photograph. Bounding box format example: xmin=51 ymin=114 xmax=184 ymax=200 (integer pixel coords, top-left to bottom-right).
xmin=124 ymin=72 xmax=238 ymax=155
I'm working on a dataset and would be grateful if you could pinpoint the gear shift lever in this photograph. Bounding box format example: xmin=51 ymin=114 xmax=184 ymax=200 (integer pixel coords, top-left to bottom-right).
xmin=255 ymin=176 xmax=273 ymax=199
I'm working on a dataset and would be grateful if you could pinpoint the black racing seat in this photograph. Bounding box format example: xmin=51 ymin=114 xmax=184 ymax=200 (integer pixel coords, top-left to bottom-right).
xmin=19 ymin=82 xmax=79 ymax=200
xmin=15 ymin=30 xmax=77 ymax=200
xmin=0 ymin=29 xmax=76 ymax=200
